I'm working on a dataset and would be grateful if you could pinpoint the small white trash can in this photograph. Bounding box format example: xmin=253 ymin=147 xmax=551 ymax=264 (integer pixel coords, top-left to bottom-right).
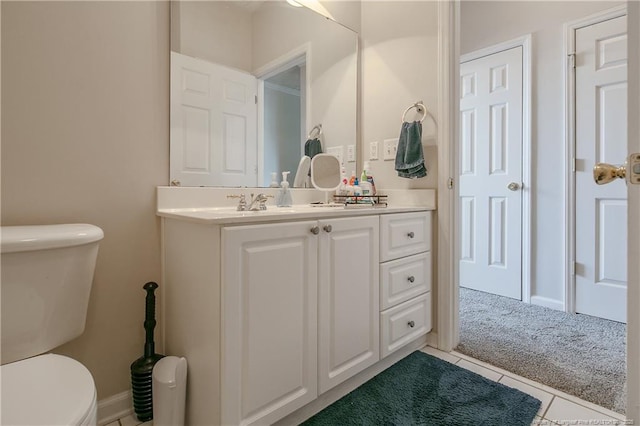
xmin=152 ymin=356 xmax=187 ymax=426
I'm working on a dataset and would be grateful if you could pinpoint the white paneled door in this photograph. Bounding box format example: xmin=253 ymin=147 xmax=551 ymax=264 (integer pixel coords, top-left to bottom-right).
xmin=170 ymin=52 xmax=258 ymax=187
xmin=575 ymin=15 xmax=627 ymax=323
xmin=459 ymin=47 xmax=523 ymax=300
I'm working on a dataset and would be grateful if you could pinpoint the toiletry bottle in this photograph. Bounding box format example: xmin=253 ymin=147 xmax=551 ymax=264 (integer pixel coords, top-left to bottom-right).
xmin=363 ymin=161 xmax=376 ymax=195
xmin=349 ymin=170 xmax=356 ymax=186
xmin=360 ymin=163 xmax=372 ymax=195
xmin=269 ymin=172 xmax=279 ymax=188
xmin=353 ymin=177 xmax=362 ymax=196
xmin=277 ymin=171 xmax=292 ymax=207
xmin=341 ymin=167 xmax=349 ymax=193
xmin=337 ymin=166 xmax=348 ymax=196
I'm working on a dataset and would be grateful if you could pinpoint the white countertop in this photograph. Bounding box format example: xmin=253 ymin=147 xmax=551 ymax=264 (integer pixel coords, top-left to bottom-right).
xmin=157 ymin=204 xmax=433 ymax=225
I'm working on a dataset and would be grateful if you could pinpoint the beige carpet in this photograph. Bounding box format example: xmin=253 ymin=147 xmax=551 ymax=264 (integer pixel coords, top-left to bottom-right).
xmin=456 ymin=287 xmax=626 ymax=414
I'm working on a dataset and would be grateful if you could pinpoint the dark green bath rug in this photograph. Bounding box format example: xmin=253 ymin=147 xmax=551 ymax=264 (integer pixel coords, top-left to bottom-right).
xmin=301 ymin=350 xmax=541 ymax=426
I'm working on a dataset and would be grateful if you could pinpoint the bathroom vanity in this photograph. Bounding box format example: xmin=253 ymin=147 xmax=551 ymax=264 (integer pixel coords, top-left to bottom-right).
xmin=157 ymin=188 xmax=435 ymax=425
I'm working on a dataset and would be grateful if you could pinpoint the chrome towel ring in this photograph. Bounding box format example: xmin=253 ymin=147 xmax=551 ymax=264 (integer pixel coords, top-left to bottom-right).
xmin=402 ymin=101 xmax=428 ymax=123
xmin=308 ymin=124 xmax=322 ymax=139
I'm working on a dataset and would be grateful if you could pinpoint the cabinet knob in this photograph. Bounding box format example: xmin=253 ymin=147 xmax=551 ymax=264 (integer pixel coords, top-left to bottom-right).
xmin=407 ymin=231 xmax=415 ymax=238
xmin=408 ymin=321 xmax=415 ymax=328
xmin=407 ymin=276 xmax=415 ymax=283
xmin=323 ymin=225 xmax=332 ymax=233
xmin=310 ymin=226 xmax=320 ymax=235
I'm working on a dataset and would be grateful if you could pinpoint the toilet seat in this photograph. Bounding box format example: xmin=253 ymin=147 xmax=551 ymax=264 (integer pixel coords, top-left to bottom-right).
xmin=1 ymin=353 xmax=97 ymax=425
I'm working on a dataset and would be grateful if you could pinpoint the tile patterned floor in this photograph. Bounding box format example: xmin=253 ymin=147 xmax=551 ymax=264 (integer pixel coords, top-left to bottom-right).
xmin=108 ymin=346 xmax=629 ymax=426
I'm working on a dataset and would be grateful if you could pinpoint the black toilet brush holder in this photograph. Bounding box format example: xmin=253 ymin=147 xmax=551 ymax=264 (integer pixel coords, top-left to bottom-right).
xmin=130 ymin=282 xmax=164 ymax=422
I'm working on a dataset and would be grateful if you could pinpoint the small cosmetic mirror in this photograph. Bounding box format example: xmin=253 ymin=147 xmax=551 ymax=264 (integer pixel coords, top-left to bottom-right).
xmin=293 ymin=156 xmax=311 ymax=188
xmin=311 ymin=154 xmax=341 ymax=204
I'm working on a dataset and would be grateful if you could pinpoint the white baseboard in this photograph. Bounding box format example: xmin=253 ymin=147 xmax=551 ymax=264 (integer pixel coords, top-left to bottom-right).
xmin=530 ymin=295 xmax=564 ymax=311
xmin=97 ymin=390 xmax=133 ymax=426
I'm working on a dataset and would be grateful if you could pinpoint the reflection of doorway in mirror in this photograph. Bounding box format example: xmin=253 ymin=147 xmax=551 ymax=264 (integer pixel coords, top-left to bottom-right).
xmin=258 ymin=54 xmax=307 ymax=187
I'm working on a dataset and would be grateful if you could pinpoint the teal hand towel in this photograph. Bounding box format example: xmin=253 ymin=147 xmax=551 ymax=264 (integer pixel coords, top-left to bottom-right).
xmin=304 ymin=138 xmax=323 ymax=158
xmin=395 ymin=121 xmax=427 ymax=179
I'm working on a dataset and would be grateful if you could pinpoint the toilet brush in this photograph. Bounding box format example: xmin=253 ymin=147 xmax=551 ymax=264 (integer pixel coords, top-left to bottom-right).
xmin=130 ymin=282 xmax=164 ymax=422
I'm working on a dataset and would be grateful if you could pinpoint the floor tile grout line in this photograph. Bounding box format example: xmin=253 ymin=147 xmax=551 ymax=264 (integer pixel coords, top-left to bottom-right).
xmin=451 ymin=349 xmax=625 ymax=420
xmin=540 ymin=395 xmax=555 ymax=419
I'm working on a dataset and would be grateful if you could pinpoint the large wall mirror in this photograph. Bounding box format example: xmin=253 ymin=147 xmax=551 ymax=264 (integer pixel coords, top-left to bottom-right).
xmin=170 ymin=1 xmax=358 ymax=187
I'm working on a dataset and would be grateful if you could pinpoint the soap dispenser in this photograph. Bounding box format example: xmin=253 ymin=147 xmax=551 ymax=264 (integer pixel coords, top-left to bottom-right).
xmin=269 ymin=172 xmax=280 ymax=188
xmin=277 ymin=171 xmax=292 ymax=207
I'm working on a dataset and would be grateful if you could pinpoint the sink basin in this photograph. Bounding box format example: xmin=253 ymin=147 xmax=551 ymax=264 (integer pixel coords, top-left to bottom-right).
xmin=159 ymin=205 xmax=329 ymax=220
xmin=157 ymin=203 xmax=386 ymax=225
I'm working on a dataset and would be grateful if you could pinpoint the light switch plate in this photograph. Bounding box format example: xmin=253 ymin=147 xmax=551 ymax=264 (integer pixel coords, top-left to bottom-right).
xmin=370 ymin=141 xmax=379 ymax=160
xmin=327 ymin=146 xmax=344 ymax=165
xmin=347 ymin=145 xmax=356 ymax=162
xmin=383 ymin=139 xmax=398 ymax=161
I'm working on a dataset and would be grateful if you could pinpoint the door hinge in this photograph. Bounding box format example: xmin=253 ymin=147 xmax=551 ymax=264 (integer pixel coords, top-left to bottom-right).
xmin=448 ymin=177 xmax=454 ymax=189
xmin=255 ymin=95 xmax=258 ymax=104
xmin=571 ymin=261 xmax=576 ymax=276
xmin=572 ymin=157 xmax=576 ymax=173
xmin=568 ymin=53 xmax=576 ymax=69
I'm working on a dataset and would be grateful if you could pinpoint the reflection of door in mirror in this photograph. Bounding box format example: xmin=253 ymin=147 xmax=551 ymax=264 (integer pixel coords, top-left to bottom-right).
xmin=170 ymin=52 xmax=258 ymax=187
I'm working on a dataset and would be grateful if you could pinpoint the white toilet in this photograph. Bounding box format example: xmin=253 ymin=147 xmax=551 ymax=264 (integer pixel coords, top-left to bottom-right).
xmin=1 ymin=224 xmax=104 ymax=426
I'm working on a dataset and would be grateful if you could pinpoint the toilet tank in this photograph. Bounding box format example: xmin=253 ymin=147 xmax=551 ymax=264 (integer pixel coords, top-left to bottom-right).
xmin=1 ymin=224 xmax=104 ymax=365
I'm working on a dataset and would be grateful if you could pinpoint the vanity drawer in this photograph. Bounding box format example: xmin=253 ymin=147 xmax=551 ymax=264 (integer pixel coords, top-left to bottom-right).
xmin=380 ymin=293 xmax=431 ymax=358
xmin=380 ymin=252 xmax=431 ymax=310
xmin=380 ymin=212 xmax=431 ymax=262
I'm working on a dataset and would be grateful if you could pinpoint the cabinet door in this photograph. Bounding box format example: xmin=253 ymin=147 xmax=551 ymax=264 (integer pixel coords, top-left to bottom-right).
xmin=318 ymin=216 xmax=380 ymax=394
xmin=222 ymin=221 xmax=318 ymax=426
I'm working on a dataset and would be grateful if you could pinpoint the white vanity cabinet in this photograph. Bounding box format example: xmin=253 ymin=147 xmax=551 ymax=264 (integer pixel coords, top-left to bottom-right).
xmin=160 ymin=207 xmax=431 ymax=426
xmin=379 ymin=211 xmax=432 ymax=358
xmin=222 ymin=215 xmax=379 ymax=425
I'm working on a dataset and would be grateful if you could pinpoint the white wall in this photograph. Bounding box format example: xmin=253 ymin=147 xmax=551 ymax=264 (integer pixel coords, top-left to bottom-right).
xmin=460 ymin=1 xmax=624 ymax=308
xmin=171 ymin=1 xmax=252 ymax=72
xmin=360 ymin=1 xmax=439 ymax=190
xmin=1 ymin=1 xmax=169 ymax=400
xmin=252 ymin=1 xmax=358 ymax=157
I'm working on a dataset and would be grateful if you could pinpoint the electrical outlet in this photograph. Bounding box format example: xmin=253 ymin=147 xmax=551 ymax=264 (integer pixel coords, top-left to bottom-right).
xmin=383 ymin=139 xmax=398 ymax=160
xmin=347 ymin=145 xmax=356 ymax=162
xmin=370 ymin=141 xmax=379 ymax=160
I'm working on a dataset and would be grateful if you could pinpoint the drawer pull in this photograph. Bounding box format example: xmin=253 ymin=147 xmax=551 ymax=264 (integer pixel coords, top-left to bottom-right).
xmin=408 ymin=321 xmax=415 ymax=328
xmin=323 ymin=225 xmax=332 ymax=233
xmin=407 ymin=276 xmax=415 ymax=283
xmin=310 ymin=226 xmax=320 ymax=235
xmin=407 ymin=231 xmax=415 ymax=238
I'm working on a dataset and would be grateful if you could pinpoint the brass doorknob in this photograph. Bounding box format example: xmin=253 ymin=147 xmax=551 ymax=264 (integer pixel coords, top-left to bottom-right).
xmin=594 ymin=163 xmax=626 ymax=185
xmin=507 ymin=182 xmax=521 ymax=191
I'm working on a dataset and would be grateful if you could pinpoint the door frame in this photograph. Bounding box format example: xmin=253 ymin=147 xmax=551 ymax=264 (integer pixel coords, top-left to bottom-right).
xmin=627 ymin=2 xmax=640 ymax=421
xmin=439 ymin=0 xmax=639 ymax=421
xmin=459 ymin=34 xmax=532 ymax=304
xmin=254 ymin=43 xmax=311 ymax=186
xmin=564 ymin=4 xmax=627 ymax=315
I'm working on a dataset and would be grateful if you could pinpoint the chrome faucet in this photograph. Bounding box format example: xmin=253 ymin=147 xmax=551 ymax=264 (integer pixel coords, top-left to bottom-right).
xmin=227 ymin=194 xmax=247 ymax=211
xmin=248 ymin=193 xmax=269 ymax=211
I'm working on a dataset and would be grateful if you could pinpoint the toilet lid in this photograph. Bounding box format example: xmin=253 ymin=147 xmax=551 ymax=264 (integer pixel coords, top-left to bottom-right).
xmin=1 ymin=353 xmax=96 ymax=425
